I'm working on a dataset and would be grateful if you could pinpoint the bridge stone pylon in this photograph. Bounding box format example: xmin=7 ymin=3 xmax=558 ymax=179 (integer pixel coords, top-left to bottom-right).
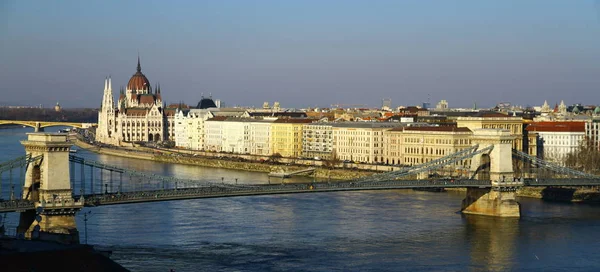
xmin=462 ymin=129 xmax=522 ymax=217
xmin=469 ymin=129 xmax=515 ymax=183
xmin=17 ymin=133 xmax=82 ymax=244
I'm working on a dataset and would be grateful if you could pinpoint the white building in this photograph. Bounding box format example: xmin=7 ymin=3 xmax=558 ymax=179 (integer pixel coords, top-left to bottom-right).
xmin=249 ymin=119 xmax=273 ymax=156
xmin=526 ymin=121 xmax=585 ymax=164
xmin=204 ymin=116 xmax=226 ymax=152
xmin=222 ymin=118 xmax=251 ymax=154
xmin=204 ymin=117 xmax=270 ymax=154
xmin=174 ymin=108 xmax=216 ymax=150
xmin=302 ymin=123 xmax=334 ymax=159
xmin=586 ymin=116 xmax=600 ymax=149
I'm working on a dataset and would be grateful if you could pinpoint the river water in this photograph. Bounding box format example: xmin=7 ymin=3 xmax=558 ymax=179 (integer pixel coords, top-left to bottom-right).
xmin=2 ymin=127 xmax=600 ymax=271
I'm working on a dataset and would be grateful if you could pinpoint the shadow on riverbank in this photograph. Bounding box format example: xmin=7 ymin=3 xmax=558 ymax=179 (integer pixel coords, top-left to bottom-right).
xmin=517 ymin=187 xmax=600 ymax=203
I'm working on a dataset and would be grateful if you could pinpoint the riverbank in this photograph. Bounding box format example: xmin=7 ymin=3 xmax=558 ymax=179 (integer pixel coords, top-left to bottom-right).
xmin=517 ymin=187 xmax=600 ymax=203
xmin=71 ymin=138 xmax=374 ymax=180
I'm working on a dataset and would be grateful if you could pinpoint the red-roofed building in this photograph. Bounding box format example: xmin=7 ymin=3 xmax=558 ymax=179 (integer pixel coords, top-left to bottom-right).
xmin=526 ymin=121 xmax=585 ymax=164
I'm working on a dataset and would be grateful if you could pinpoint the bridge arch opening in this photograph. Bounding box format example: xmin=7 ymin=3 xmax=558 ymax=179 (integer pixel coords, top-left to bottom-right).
xmin=25 ymin=165 xmax=42 ymax=202
xmin=477 ymin=154 xmax=490 ymax=181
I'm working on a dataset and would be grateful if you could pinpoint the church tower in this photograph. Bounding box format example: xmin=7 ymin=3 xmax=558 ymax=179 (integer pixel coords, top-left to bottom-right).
xmin=96 ymin=77 xmax=116 ymax=144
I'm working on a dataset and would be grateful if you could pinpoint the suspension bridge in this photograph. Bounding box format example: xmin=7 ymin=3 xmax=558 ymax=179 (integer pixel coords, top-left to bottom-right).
xmin=0 ymin=129 xmax=599 ymax=244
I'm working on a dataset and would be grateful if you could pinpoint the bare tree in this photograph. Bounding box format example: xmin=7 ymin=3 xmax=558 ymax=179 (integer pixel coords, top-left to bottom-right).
xmin=268 ymin=153 xmax=282 ymax=164
xmin=322 ymin=150 xmax=340 ymax=169
xmin=564 ymin=137 xmax=600 ymax=174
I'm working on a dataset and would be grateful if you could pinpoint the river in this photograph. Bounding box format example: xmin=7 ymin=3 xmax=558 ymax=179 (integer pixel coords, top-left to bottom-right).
xmin=2 ymin=127 xmax=600 ymax=271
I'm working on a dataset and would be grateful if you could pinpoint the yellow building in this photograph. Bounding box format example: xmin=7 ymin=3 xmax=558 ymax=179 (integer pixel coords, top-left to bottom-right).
xmin=456 ymin=115 xmax=524 ymax=151
xmin=383 ymin=126 xmax=473 ymax=168
xmin=271 ymin=119 xmax=313 ymax=157
xmin=332 ymin=122 xmax=402 ymax=163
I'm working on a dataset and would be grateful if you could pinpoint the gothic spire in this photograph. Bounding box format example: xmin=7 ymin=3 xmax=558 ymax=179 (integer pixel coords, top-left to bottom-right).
xmin=137 ymin=55 xmax=141 ymax=72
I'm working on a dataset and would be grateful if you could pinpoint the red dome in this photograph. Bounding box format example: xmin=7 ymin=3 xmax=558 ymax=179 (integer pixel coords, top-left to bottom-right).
xmin=127 ymin=57 xmax=151 ymax=91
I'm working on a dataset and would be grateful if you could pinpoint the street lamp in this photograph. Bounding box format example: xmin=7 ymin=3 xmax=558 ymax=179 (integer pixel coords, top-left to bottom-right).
xmin=83 ymin=211 xmax=93 ymax=244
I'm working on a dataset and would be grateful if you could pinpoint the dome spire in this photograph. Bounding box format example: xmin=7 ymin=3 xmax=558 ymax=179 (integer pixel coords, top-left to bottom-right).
xmin=137 ymin=55 xmax=141 ymax=72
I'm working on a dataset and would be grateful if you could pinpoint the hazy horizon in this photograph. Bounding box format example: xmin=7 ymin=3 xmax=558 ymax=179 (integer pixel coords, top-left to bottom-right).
xmin=2 ymin=0 xmax=600 ymax=109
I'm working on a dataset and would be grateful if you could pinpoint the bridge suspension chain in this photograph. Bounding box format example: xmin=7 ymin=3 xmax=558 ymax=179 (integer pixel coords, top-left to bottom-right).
xmin=69 ymin=155 xmax=260 ymax=193
xmin=0 ymin=154 xmax=42 ymax=174
xmin=386 ymin=145 xmax=493 ymax=181
xmin=512 ymin=149 xmax=598 ymax=179
xmin=352 ymin=145 xmax=486 ymax=183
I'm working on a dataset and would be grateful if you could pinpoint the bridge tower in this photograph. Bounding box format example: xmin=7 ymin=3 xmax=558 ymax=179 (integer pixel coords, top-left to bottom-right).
xmin=17 ymin=133 xmax=83 ymax=244
xmin=462 ymin=129 xmax=522 ymax=217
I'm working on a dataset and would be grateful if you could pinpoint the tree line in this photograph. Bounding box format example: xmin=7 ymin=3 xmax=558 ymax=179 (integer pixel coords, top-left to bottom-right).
xmin=564 ymin=137 xmax=600 ymax=175
xmin=0 ymin=108 xmax=98 ymax=123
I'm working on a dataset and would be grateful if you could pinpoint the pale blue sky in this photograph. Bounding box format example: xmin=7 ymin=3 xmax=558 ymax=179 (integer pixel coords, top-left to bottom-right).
xmin=1 ymin=0 xmax=599 ymax=109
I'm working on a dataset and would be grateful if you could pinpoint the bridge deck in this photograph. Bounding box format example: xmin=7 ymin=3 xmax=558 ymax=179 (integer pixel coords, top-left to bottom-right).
xmin=1 ymin=179 xmax=490 ymax=212
xmin=3 ymin=178 xmax=600 ymax=213
xmin=83 ymin=180 xmax=491 ymax=206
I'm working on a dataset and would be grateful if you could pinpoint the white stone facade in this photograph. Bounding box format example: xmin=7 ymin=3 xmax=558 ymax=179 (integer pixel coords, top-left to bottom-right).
xmin=174 ymin=109 xmax=215 ymax=150
xmin=204 ymin=118 xmax=225 ymax=152
xmin=538 ymin=131 xmax=584 ymax=163
xmin=302 ymin=123 xmax=333 ymax=159
xmin=249 ymin=120 xmax=273 ymax=156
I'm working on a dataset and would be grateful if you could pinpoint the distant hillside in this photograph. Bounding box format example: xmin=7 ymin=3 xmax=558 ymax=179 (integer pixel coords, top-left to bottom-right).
xmin=0 ymin=108 xmax=98 ymax=123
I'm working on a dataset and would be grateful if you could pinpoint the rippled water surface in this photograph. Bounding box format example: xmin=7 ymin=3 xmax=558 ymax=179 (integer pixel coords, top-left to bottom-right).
xmin=2 ymin=127 xmax=600 ymax=271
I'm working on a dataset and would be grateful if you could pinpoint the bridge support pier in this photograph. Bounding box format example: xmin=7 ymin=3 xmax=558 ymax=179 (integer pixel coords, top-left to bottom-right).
xmin=34 ymin=122 xmax=44 ymax=132
xmin=17 ymin=209 xmax=80 ymax=244
xmin=461 ymin=188 xmax=520 ymax=217
xmin=464 ymin=129 xmax=522 ymax=217
xmin=17 ymin=133 xmax=82 ymax=244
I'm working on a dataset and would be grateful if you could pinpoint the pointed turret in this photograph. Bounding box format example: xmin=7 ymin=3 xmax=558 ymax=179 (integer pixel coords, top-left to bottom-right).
xmin=541 ymin=100 xmax=550 ymax=113
xmin=104 ymin=77 xmax=108 ymax=91
xmin=558 ymin=100 xmax=567 ymax=114
xmin=108 ymin=76 xmax=112 ymax=91
xmin=137 ymin=55 xmax=141 ymax=72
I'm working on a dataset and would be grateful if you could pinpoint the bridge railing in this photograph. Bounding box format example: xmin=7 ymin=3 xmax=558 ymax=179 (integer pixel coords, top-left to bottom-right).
xmin=78 ymin=178 xmax=493 ymax=206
